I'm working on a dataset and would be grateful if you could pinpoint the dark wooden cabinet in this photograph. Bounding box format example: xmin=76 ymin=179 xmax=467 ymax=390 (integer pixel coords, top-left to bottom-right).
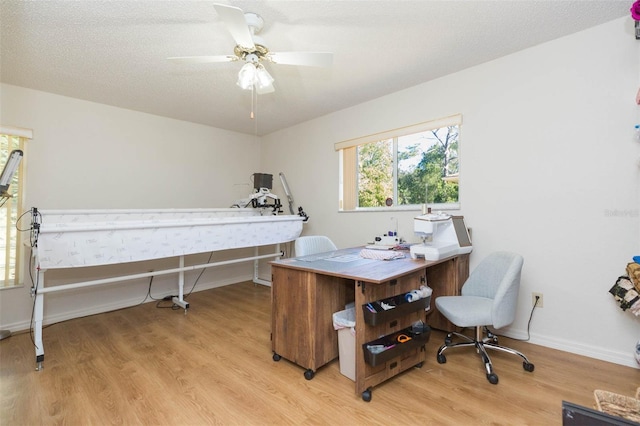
xmin=270 ymin=248 xmax=469 ymax=399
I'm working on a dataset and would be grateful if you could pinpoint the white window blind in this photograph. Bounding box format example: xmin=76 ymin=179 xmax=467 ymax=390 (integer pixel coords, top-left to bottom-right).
xmin=1 ymin=126 xmax=32 ymax=287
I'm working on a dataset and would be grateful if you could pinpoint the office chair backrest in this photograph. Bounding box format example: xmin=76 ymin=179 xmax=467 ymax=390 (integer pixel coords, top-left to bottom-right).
xmin=294 ymin=235 xmax=338 ymax=257
xmin=461 ymin=251 xmax=524 ymax=329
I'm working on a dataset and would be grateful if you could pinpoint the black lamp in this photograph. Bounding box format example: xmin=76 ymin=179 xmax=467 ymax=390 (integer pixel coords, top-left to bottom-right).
xmin=0 ymin=149 xmax=23 ymax=196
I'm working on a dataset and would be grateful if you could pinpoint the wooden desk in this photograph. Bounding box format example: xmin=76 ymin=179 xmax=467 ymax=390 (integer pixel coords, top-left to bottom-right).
xmin=270 ymin=247 xmax=469 ymax=401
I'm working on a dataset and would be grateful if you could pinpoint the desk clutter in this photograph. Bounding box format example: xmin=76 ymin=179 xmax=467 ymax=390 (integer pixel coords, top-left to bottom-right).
xmin=361 ymin=287 xmax=432 ymax=368
xmin=359 ymin=248 xmax=406 ymax=260
xmin=362 ymin=286 xmax=432 ymax=325
xmin=363 ymin=321 xmax=431 ymax=367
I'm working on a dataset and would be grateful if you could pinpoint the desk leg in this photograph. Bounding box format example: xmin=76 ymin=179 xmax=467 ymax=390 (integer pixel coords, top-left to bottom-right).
xmin=253 ymin=244 xmax=281 ymax=287
xmin=33 ymin=268 xmax=45 ymax=371
xmin=254 ymin=247 xmax=260 ymax=285
xmin=172 ymin=255 xmax=189 ymax=313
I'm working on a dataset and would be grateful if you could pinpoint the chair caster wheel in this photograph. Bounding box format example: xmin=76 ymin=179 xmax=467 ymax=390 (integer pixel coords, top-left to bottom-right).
xmin=272 ymin=353 xmax=281 ymax=362
xmin=415 ymin=362 xmax=423 ymax=368
xmin=523 ymin=362 xmax=535 ymax=372
xmin=444 ymin=337 xmax=452 ymax=345
xmin=362 ymin=388 xmax=372 ymax=402
xmin=304 ymin=369 xmax=315 ymax=380
xmin=437 ymin=354 xmax=446 ymax=364
xmin=487 ymin=373 xmax=499 ymax=384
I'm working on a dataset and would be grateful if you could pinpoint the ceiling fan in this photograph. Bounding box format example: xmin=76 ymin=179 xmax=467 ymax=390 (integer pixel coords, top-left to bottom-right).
xmin=168 ymin=3 xmax=333 ymax=94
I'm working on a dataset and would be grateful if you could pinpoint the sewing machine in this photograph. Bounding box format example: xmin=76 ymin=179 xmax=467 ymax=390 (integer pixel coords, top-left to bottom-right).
xmin=409 ymin=214 xmax=473 ymax=260
xmin=232 ymin=173 xmax=283 ymax=214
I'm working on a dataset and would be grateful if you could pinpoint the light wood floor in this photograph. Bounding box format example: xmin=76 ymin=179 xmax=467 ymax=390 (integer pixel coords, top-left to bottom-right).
xmin=1 ymin=281 xmax=637 ymax=425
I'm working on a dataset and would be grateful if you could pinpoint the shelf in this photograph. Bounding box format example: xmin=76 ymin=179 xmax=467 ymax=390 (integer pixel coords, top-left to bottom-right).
xmin=363 ymin=326 xmax=431 ymax=367
xmin=362 ymin=295 xmax=430 ymax=326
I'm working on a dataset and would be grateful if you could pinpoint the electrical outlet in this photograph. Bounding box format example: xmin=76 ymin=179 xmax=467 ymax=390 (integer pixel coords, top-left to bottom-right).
xmin=532 ymin=292 xmax=544 ymax=308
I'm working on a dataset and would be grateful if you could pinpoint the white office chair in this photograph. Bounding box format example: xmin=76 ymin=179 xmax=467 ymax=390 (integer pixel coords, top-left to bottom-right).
xmin=294 ymin=235 xmax=337 ymax=257
xmin=435 ymin=251 xmax=534 ymax=384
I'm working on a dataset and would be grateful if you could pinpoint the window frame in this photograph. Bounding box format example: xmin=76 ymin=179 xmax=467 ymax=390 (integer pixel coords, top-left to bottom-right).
xmin=335 ymin=114 xmax=462 ymax=212
xmin=1 ymin=126 xmax=31 ymax=288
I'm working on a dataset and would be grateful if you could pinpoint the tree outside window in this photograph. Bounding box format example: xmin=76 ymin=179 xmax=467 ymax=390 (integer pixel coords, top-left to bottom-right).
xmin=357 ymin=125 xmax=459 ymax=208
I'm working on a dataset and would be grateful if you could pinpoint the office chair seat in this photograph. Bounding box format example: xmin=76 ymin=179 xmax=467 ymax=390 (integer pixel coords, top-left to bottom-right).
xmin=294 ymin=235 xmax=338 ymax=257
xmin=436 ymin=296 xmax=493 ymax=327
xmin=435 ymin=251 xmax=534 ymax=384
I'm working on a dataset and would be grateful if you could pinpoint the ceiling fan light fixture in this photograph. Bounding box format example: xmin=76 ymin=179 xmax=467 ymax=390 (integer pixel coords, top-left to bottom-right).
xmin=237 ymin=62 xmax=274 ymax=92
xmin=171 ymin=4 xmax=334 ymax=97
xmin=237 ymin=62 xmax=257 ymax=89
xmin=255 ymin=64 xmax=274 ymax=89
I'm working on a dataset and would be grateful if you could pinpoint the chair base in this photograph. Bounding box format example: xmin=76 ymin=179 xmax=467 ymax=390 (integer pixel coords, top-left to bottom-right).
xmin=436 ymin=326 xmax=535 ymax=384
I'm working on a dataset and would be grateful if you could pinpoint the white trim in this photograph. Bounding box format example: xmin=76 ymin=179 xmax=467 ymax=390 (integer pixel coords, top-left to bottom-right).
xmin=0 ymin=126 xmax=33 ymax=139
xmin=506 ymin=329 xmax=640 ymax=369
xmin=339 ymin=203 xmax=461 ymax=213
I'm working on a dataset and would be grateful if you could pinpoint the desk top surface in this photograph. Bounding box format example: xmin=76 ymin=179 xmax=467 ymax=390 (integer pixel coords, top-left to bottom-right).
xmin=271 ymin=246 xmax=451 ymax=283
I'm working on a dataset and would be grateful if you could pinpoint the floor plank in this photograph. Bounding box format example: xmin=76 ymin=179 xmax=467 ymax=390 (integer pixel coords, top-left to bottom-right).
xmin=1 ymin=281 xmax=637 ymax=425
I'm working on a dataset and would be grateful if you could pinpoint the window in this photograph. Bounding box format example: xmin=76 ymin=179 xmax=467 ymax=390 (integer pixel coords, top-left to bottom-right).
xmin=1 ymin=127 xmax=31 ymax=287
xmin=336 ymin=114 xmax=461 ymax=211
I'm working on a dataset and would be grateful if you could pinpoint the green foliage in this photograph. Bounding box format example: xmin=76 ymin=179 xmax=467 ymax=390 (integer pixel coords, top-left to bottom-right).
xmin=358 ymin=140 xmax=393 ymax=207
xmin=358 ymin=126 xmax=459 ymax=207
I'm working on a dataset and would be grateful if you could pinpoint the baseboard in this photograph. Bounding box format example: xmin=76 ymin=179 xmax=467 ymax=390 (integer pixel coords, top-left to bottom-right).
xmin=505 ymin=329 xmax=639 ymax=369
xmin=3 ymin=274 xmax=255 ymax=334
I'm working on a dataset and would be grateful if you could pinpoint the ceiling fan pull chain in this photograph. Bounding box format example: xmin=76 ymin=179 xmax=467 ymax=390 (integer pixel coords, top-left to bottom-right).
xmin=250 ymin=85 xmax=255 ymax=119
xmin=254 ymin=91 xmax=259 ymax=136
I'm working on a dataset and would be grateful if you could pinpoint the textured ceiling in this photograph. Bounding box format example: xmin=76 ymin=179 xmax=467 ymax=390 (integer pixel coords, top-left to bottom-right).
xmin=0 ymin=1 xmax=631 ymax=136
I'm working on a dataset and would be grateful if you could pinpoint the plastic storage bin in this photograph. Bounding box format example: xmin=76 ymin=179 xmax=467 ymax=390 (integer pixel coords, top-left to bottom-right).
xmin=363 ymin=326 xmax=431 ymax=367
xmin=333 ymin=307 xmax=356 ymax=381
xmin=362 ymin=295 xmax=431 ymax=326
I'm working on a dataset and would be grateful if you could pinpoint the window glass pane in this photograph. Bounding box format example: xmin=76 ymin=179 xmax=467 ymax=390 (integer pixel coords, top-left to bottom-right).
xmin=398 ymin=125 xmax=459 ymax=205
xmin=357 ymin=139 xmax=393 ymax=208
xmin=340 ymin=115 xmax=461 ymax=212
xmin=1 ymin=134 xmax=24 ymax=287
xmin=397 ymin=131 xmax=427 ymax=205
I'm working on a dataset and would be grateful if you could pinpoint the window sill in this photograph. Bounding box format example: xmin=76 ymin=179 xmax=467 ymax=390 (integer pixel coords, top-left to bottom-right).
xmin=340 ymin=203 xmax=460 ymax=213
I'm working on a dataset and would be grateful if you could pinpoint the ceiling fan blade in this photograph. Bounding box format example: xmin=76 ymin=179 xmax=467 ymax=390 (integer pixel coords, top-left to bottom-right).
xmin=213 ymin=3 xmax=255 ymax=50
xmin=167 ymin=55 xmax=237 ymax=64
xmin=268 ymin=51 xmax=333 ymax=68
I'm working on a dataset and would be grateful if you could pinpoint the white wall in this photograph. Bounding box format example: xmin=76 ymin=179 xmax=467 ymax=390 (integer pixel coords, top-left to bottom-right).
xmin=262 ymin=17 xmax=640 ymax=367
xmin=0 ymin=84 xmax=264 ymax=332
